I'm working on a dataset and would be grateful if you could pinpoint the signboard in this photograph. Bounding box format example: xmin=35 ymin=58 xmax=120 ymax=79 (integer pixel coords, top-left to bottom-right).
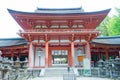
xmin=83 ymin=58 xmax=91 ymax=76
xmin=78 ymin=55 xmax=84 ymax=62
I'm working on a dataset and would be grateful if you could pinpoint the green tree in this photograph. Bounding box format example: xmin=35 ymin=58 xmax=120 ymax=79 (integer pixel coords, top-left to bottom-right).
xmin=97 ymin=8 xmax=120 ymax=36
xmin=96 ymin=16 xmax=110 ymax=36
xmin=107 ymin=8 xmax=120 ymax=36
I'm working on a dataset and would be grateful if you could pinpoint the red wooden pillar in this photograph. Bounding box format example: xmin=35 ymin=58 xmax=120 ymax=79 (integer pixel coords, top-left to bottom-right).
xmin=45 ymin=42 xmax=49 ymax=67
xmin=86 ymin=42 xmax=91 ymax=60
xmin=71 ymin=41 xmax=75 ymax=67
xmin=28 ymin=42 xmax=33 ymax=68
xmin=105 ymin=48 xmax=109 ymax=60
xmin=11 ymin=50 xmax=14 ymax=60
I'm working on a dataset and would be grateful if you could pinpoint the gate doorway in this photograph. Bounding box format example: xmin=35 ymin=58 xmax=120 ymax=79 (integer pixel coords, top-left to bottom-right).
xmin=52 ymin=50 xmax=68 ymax=66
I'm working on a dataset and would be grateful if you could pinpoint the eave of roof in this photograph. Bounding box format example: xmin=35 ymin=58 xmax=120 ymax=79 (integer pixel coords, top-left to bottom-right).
xmin=7 ymin=8 xmax=111 ymax=15
xmin=95 ymin=36 xmax=120 ymax=39
xmin=0 ymin=38 xmax=28 ymax=48
xmin=0 ymin=37 xmax=24 ymax=40
xmin=91 ymin=36 xmax=120 ymax=46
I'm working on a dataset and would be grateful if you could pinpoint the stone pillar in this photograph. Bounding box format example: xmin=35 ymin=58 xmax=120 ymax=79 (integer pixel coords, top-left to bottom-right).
xmin=71 ymin=41 xmax=75 ymax=67
xmin=45 ymin=42 xmax=49 ymax=67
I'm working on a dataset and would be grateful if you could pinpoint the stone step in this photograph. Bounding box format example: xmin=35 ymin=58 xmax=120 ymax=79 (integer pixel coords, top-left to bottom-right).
xmin=44 ymin=68 xmax=74 ymax=77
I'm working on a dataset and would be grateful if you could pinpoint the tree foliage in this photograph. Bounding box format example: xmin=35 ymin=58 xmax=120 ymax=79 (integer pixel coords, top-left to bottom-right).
xmin=97 ymin=8 xmax=120 ymax=36
xmin=96 ymin=16 xmax=110 ymax=36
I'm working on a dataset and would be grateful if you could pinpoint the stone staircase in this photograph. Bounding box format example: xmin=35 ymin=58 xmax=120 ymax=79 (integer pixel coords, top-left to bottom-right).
xmin=44 ymin=67 xmax=74 ymax=77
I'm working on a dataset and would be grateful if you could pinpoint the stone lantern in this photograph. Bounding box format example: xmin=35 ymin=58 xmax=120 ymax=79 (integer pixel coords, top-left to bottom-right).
xmin=19 ymin=57 xmax=29 ymax=78
xmin=22 ymin=57 xmax=28 ymax=69
xmin=14 ymin=57 xmax=21 ymax=71
xmin=0 ymin=51 xmax=12 ymax=79
xmin=98 ymin=59 xmax=104 ymax=68
xmin=22 ymin=58 xmax=28 ymax=73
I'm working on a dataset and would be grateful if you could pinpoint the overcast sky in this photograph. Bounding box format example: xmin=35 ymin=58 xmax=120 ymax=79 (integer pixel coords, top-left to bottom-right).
xmin=0 ymin=0 xmax=120 ymax=38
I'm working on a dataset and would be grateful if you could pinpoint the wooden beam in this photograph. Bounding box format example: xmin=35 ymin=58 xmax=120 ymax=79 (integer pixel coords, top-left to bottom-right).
xmin=28 ymin=34 xmax=32 ymax=42
xmin=45 ymin=34 xmax=48 ymax=42
xmin=71 ymin=34 xmax=74 ymax=41
xmin=0 ymin=45 xmax=28 ymax=50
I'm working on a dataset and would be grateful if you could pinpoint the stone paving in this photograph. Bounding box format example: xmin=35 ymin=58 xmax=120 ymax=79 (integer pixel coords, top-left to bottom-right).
xmin=28 ymin=77 xmax=112 ymax=80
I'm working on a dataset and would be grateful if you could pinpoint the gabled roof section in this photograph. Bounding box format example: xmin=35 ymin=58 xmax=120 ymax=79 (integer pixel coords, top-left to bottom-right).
xmin=91 ymin=36 xmax=120 ymax=46
xmin=0 ymin=38 xmax=28 ymax=48
xmin=7 ymin=8 xmax=111 ymax=30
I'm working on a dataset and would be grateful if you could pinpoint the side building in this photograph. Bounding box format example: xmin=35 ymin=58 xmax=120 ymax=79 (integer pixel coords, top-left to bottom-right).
xmin=0 ymin=36 xmax=120 ymax=68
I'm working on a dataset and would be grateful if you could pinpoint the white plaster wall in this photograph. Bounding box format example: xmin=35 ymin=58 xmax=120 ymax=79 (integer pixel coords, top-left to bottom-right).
xmin=74 ymin=48 xmax=78 ymax=66
xmin=85 ymin=45 xmax=88 ymax=58
xmin=35 ymin=49 xmax=45 ymax=67
xmin=74 ymin=47 xmax=84 ymax=66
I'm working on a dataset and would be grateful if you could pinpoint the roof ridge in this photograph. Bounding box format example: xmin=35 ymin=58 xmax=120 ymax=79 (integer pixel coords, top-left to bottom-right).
xmin=36 ymin=7 xmax=83 ymax=11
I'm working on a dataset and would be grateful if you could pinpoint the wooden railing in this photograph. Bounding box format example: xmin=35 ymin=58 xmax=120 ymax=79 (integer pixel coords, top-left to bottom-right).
xmin=19 ymin=29 xmax=101 ymax=33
